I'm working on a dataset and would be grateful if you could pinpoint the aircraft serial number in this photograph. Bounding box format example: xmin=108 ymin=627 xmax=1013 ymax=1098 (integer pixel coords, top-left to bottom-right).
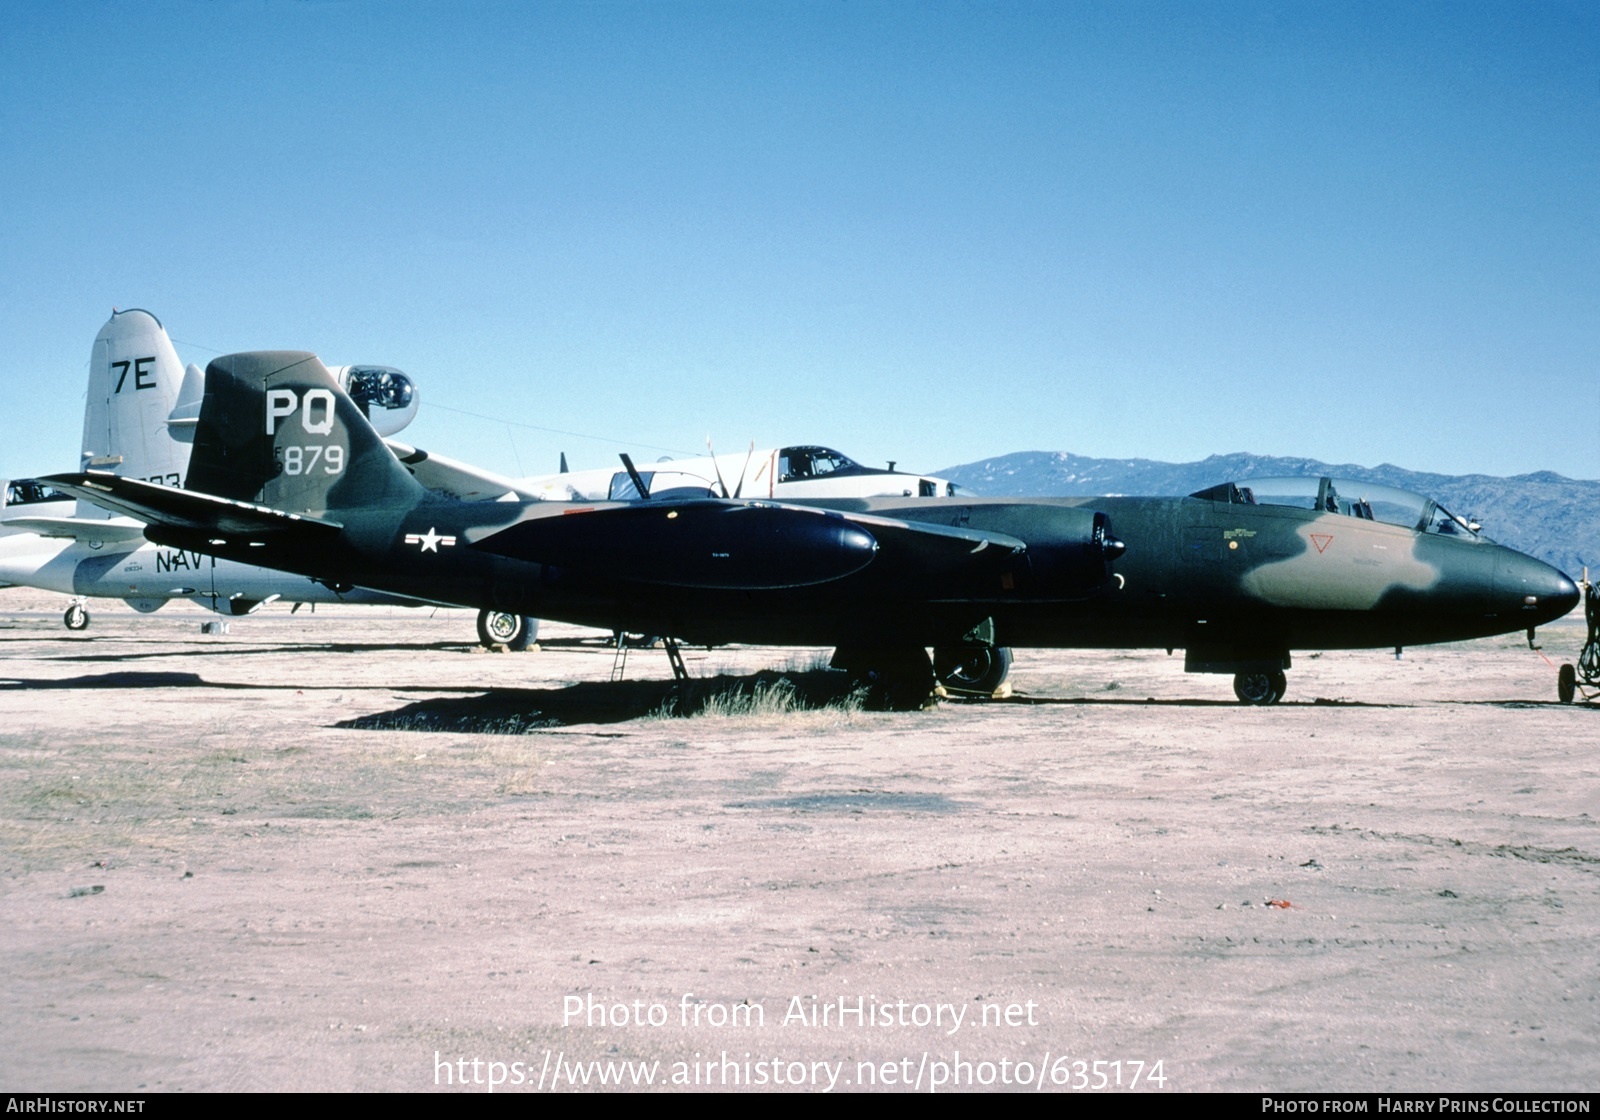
xmin=276 ymin=445 xmax=345 ymax=475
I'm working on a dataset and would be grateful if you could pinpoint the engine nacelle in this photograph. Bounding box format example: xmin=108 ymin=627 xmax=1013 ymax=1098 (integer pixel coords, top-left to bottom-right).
xmin=329 ymin=365 xmax=420 ymax=437
xmin=1016 ymin=509 xmax=1126 ymax=596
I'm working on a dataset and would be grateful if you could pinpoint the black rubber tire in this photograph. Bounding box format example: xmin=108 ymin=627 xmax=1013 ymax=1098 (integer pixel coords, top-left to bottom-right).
xmin=1233 ymin=670 xmax=1286 ymax=705
xmin=933 ymin=645 xmax=1013 ymax=694
xmin=63 ymin=603 xmax=89 ymax=631
xmin=1558 ymin=663 xmax=1576 ymax=704
xmin=477 ymin=610 xmax=536 ymax=651
xmin=834 ymin=647 xmax=935 ymax=711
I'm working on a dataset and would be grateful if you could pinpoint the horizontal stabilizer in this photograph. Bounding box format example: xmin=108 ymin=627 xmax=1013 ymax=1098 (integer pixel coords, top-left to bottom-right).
xmin=0 ymin=515 xmax=148 ymax=542
xmin=384 ymin=439 xmax=538 ymax=502
xmin=37 ymin=472 xmax=343 ymax=543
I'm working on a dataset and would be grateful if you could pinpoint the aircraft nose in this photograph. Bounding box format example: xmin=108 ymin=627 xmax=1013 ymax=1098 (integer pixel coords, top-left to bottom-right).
xmin=1546 ymin=569 xmax=1582 ymax=619
xmin=1496 ymin=550 xmax=1581 ymax=625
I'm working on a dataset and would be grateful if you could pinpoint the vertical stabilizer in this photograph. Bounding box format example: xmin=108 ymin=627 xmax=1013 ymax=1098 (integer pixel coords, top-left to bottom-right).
xmin=186 ymin=351 xmax=425 ymax=515
xmin=78 ymin=308 xmax=188 ymax=516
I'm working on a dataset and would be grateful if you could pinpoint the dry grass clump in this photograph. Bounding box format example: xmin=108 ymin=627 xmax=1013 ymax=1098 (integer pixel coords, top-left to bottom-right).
xmin=651 ymin=671 xmax=866 ymax=725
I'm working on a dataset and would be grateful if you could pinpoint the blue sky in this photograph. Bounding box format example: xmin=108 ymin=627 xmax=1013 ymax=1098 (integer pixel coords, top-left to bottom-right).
xmin=2 ymin=0 xmax=1595 ymax=484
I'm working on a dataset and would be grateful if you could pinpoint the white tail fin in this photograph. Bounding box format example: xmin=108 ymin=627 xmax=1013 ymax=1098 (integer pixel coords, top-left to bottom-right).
xmin=78 ymin=310 xmax=189 ymax=518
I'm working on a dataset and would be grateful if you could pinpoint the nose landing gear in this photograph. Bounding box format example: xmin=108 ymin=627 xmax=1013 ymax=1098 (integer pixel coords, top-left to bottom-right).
xmin=1233 ymin=670 xmax=1287 ymax=705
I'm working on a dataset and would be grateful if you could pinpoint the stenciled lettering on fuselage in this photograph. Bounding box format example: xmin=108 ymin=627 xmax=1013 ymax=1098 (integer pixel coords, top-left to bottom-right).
xmin=265 ymin=388 xmax=345 ymax=477
xmin=154 ymin=548 xmax=214 ymax=574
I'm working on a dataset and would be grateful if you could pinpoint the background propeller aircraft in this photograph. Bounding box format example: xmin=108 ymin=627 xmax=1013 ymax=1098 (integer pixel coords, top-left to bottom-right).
xmin=526 ymin=443 xmax=953 ymax=504
xmin=39 ymin=349 xmax=1579 ymax=707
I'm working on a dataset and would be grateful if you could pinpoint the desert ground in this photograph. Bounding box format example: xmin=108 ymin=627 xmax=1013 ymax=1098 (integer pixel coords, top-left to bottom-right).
xmin=1 ymin=587 xmax=1595 ymax=1093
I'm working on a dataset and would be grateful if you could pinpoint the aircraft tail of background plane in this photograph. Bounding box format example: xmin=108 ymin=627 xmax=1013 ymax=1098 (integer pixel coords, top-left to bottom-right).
xmin=185 ymin=350 xmax=426 ymax=515
xmin=78 ymin=309 xmax=190 ymax=514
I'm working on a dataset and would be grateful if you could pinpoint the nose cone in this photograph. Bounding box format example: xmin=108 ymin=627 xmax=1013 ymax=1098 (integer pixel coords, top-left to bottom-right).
xmin=1546 ymin=569 xmax=1582 ymax=620
xmin=1497 ymin=550 xmax=1581 ymax=626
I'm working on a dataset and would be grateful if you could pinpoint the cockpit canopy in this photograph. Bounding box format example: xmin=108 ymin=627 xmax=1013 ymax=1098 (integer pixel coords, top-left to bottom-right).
xmin=2 ymin=479 xmax=69 ymax=510
xmin=778 ymin=446 xmax=860 ymax=483
xmin=1191 ymin=476 xmax=1481 ymax=539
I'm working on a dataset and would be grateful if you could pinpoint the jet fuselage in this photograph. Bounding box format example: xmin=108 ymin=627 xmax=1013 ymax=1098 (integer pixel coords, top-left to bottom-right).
xmin=801 ymin=492 xmax=1577 ymax=665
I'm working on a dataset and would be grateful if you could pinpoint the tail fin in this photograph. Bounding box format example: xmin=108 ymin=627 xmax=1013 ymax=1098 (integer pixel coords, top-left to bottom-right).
xmin=78 ymin=309 xmax=189 ymax=516
xmin=185 ymin=351 xmax=425 ymax=515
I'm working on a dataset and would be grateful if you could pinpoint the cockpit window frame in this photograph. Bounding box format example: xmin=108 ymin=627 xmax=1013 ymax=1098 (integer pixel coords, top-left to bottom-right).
xmin=1193 ymin=476 xmax=1482 ymax=539
xmin=777 ymin=445 xmax=862 ymax=484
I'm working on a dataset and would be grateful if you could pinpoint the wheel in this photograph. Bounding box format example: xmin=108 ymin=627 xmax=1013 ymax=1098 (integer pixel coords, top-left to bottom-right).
xmin=1233 ymin=670 xmax=1286 ymax=705
xmin=477 ymin=610 xmax=535 ymax=651
xmin=1558 ymin=663 xmax=1576 ymax=704
xmin=63 ymin=603 xmax=89 ymax=631
xmin=833 ymin=646 xmax=935 ymax=711
xmin=933 ymin=645 xmax=1013 ymax=694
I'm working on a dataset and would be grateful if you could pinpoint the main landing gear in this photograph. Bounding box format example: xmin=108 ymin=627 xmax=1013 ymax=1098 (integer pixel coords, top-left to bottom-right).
xmin=1233 ymin=670 xmax=1288 ymax=705
xmin=933 ymin=645 xmax=1014 ymax=697
xmin=830 ymin=644 xmax=1016 ymax=710
xmin=476 ymin=609 xmax=537 ymax=651
xmin=831 ymin=646 xmax=937 ymax=711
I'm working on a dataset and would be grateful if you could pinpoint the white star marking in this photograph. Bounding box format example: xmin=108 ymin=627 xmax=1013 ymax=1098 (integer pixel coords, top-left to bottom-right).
xmin=405 ymin=527 xmax=457 ymax=553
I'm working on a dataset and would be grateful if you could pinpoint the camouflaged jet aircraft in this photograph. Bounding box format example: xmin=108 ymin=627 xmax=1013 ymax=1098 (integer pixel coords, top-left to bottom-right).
xmin=38 ymin=351 xmax=1580 ymax=707
xmin=37 ymin=351 xmax=1121 ymax=708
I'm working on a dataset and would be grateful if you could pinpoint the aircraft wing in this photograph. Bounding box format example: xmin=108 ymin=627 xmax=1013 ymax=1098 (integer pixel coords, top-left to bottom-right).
xmin=836 ymin=510 xmax=1025 ymax=554
xmin=474 ymin=500 xmax=881 ymax=590
xmin=830 ymin=510 xmax=1030 ymax=598
xmin=473 ymin=500 xmax=1027 ymax=592
xmin=0 ymin=515 xmax=149 ymax=542
xmin=36 ymin=472 xmax=343 ymax=542
xmin=384 ymin=440 xmax=542 ymax=502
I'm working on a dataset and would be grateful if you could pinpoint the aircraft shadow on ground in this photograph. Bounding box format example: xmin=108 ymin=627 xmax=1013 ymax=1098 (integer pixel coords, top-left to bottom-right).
xmin=0 ymin=671 xmax=218 ymax=690
xmin=990 ymin=695 xmax=1396 ymax=708
xmin=0 ymin=667 xmax=1426 ymax=714
xmin=9 ymin=636 xmax=616 ymax=666
xmin=338 ymin=669 xmax=870 ymax=732
xmin=28 ymin=641 xmax=478 ymax=663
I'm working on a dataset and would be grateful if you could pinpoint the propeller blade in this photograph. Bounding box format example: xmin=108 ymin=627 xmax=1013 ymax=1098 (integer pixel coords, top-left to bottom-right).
xmin=733 ymin=441 xmax=755 ymax=500
xmin=706 ymin=436 xmax=732 ymax=499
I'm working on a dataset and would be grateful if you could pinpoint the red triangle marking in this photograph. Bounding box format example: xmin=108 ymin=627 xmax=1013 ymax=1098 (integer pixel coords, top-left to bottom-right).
xmin=1310 ymin=534 xmax=1333 ymax=554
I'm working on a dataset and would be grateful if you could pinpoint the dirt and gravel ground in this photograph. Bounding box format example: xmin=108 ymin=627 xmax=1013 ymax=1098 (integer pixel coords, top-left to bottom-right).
xmin=1 ymin=588 xmax=1595 ymax=1093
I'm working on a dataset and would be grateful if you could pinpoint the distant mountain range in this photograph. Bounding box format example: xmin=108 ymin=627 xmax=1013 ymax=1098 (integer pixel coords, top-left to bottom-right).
xmin=937 ymin=451 xmax=1597 ymax=580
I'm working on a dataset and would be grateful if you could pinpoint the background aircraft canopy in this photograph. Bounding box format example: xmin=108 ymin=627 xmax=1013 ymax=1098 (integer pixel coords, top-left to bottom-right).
xmin=332 ymin=365 xmax=419 ymax=437
xmin=1192 ymin=476 xmax=1482 ymax=539
xmin=778 ymin=446 xmax=859 ymax=483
